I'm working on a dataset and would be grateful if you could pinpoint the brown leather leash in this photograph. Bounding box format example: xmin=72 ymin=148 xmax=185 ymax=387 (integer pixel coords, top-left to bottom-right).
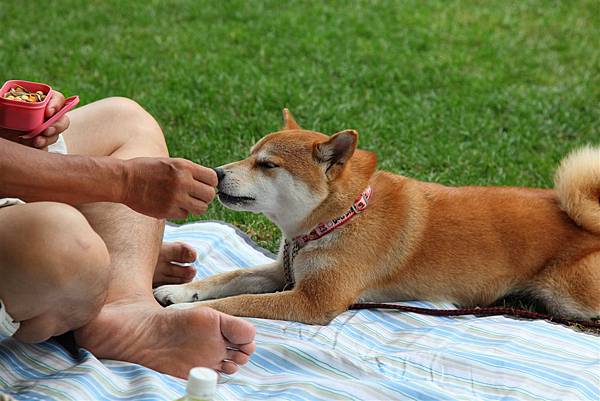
xmin=349 ymin=303 xmax=600 ymax=330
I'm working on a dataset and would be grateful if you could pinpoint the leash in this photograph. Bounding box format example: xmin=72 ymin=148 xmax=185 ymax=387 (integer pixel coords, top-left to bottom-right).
xmin=348 ymin=302 xmax=600 ymax=330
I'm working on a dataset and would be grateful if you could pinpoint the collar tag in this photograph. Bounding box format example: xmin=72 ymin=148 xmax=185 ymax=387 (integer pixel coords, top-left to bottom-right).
xmin=354 ymin=187 xmax=372 ymax=212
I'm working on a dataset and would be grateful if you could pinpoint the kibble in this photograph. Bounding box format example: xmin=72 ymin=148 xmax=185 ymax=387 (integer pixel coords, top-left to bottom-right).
xmin=2 ymin=85 xmax=46 ymax=103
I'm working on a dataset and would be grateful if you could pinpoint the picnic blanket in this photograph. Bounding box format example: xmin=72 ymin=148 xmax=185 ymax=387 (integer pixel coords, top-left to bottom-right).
xmin=1 ymin=221 xmax=598 ymax=400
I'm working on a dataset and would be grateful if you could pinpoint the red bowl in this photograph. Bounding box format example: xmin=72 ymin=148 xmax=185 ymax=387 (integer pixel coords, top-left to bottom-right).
xmin=0 ymin=80 xmax=54 ymax=131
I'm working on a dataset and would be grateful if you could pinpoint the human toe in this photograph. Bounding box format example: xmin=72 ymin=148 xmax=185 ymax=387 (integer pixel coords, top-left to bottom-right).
xmin=219 ymin=314 xmax=256 ymax=346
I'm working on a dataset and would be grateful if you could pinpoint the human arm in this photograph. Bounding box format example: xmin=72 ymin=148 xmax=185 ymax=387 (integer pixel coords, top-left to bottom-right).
xmin=0 ymin=138 xmax=216 ymax=219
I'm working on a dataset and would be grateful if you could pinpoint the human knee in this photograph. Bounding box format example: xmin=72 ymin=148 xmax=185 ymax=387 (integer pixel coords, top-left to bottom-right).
xmin=104 ymin=97 xmax=168 ymax=156
xmin=0 ymin=204 xmax=110 ymax=336
xmin=42 ymin=205 xmax=110 ymax=327
xmin=25 ymin=203 xmax=111 ymax=294
xmin=2 ymin=203 xmax=108 ymax=266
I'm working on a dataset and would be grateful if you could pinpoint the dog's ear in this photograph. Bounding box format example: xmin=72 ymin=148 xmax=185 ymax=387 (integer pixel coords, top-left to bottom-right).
xmin=313 ymin=130 xmax=358 ymax=177
xmin=282 ymin=108 xmax=301 ymax=130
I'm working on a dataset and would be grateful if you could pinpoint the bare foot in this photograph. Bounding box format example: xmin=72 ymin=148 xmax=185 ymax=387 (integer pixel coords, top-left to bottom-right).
xmin=153 ymin=242 xmax=197 ymax=287
xmin=74 ymin=298 xmax=256 ymax=378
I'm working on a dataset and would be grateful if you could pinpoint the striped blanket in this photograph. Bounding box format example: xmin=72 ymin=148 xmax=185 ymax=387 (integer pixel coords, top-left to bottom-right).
xmin=1 ymin=221 xmax=598 ymax=400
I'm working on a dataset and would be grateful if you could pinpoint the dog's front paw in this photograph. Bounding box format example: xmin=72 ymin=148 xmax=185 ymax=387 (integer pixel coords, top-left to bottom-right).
xmin=166 ymin=301 xmax=205 ymax=310
xmin=153 ymin=285 xmax=200 ymax=305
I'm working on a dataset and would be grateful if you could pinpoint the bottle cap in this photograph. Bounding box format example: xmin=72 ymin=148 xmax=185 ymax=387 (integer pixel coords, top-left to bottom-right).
xmin=186 ymin=367 xmax=218 ymax=398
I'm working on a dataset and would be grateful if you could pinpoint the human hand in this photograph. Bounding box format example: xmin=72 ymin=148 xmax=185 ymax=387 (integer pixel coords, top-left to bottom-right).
xmin=0 ymin=90 xmax=70 ymax=150
xmin=122 ymin=157 xmax=217 ymax=219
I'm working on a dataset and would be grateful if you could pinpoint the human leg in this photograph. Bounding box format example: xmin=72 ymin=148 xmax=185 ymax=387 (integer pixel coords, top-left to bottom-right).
xmin=61 ymin=97 xmax=255 ymax=377
xmin=0 ymin=202 xmax=110 ymax=342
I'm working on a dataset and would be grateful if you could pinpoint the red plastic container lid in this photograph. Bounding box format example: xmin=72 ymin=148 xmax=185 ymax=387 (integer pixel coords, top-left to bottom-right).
xmin=21 ymin=95 xmax=80 ymax=138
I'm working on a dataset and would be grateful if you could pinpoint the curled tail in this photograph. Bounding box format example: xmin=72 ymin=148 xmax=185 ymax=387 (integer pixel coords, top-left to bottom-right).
xmin=554 ymin=146 xmax=600 ymax=234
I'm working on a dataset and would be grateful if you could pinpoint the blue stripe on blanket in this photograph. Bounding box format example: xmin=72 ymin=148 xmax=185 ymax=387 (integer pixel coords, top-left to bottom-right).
xmin=1 ymin=221 xmax=599 ymax=400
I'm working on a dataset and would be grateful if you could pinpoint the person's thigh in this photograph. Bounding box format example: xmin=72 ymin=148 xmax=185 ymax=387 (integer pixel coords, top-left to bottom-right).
xmin=60 ymin=98 xmax=168 ymax=302
xmin=62 ymin=97 xmax=168 ymax=158
xmin=0 ymin=202 xmax=110 ymax=341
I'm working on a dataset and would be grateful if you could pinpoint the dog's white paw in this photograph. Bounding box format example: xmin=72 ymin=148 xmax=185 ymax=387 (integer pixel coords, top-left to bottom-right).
xmin=153 ymin=285 xmax=199 ymax=305
xmin=166 ymin=302 xmax=201 ymax=310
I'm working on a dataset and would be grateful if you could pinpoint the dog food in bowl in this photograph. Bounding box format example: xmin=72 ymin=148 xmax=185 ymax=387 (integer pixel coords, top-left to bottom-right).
xmin=3 ymin=85 xmax=47 ymax=103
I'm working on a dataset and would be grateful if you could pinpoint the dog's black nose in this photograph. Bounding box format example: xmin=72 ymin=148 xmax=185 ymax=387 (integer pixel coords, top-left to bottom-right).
xmin=213 ymin=167 xmax=226 ymax=184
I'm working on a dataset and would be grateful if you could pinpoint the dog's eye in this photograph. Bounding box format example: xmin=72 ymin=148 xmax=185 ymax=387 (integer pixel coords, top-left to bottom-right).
xmin=257 ymin=161 xmax=279 ymax=169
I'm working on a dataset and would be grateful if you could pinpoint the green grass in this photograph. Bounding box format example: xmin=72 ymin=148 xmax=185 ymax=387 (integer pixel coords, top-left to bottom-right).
xmin=1 ymin=0 xmax=598 ymax=251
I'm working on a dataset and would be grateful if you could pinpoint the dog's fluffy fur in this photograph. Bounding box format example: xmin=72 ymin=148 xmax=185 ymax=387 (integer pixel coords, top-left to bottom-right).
xmin=155 ymin=110 xmax=600 ymax=324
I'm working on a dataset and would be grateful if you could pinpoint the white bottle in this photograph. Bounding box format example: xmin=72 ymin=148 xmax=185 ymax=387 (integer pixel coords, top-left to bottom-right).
xmin=176 ymin=367 xmax=218 ymax=401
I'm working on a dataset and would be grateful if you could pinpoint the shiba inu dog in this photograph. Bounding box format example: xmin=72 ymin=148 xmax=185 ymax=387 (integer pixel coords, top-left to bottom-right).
xmin=154 ymin=109 xmax=600 ymax=325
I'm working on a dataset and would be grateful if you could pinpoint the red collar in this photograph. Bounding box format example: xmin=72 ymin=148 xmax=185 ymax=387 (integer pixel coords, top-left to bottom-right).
xmin=282 ymin=186 xmax=373 ymax=290
xmin=293 ymin=186 xmax=373 ymax=247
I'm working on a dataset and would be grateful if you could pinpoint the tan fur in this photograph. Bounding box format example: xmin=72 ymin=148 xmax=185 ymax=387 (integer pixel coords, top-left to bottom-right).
xmin=154 ymin=112 xmax=600 ymax=324
xmin=282 ymin=108 xmax=301 ymax=130
xmin=555 ymin=146 xmax=600 ymax=235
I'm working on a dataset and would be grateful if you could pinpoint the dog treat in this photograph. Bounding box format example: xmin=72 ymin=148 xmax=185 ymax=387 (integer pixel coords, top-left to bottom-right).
xmin=2 ymin=85 xmax=46 ymax=103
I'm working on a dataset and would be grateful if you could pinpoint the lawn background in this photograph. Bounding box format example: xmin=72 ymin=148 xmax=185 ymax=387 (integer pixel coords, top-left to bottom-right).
xmin=1 ymin=0 xmax=598 ymax=252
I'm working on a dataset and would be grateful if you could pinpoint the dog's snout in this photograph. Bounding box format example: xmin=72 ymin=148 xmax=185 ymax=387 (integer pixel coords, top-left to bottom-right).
xmin=213 ymin=167 xmax=226 ymax=184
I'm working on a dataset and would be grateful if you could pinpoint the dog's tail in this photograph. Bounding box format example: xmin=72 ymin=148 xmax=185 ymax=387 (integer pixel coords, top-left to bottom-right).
xmin=554 ymin=146 xmax=600 ymax=235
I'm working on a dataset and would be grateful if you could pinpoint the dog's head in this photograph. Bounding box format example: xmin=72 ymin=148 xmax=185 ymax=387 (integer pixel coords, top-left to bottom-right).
xmin=215 ymin=109 xmax=376 ymax=232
